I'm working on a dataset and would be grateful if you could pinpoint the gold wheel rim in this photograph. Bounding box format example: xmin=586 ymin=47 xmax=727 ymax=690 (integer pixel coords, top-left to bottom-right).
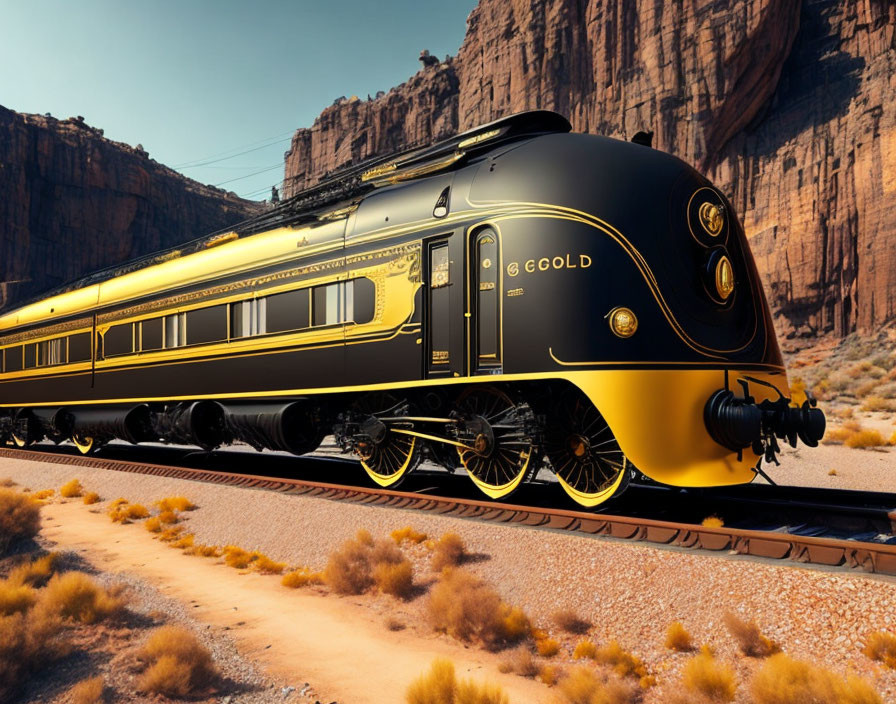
xmin=555 ymin=459 xmax=628 ymax=508
xmin=72 ymin=434 xmax=94 ymax=455
xmin=11 ymin=433 xmax=27 ymax=448
xmin=458 ymin=447 xmax=532 ymax=499
xmin=360 ymin=434 xmax=417 ymax=487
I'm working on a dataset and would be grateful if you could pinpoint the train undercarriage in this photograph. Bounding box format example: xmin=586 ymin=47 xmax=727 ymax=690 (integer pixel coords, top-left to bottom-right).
xmin=0 ymin=380 xmax=633 ymax=508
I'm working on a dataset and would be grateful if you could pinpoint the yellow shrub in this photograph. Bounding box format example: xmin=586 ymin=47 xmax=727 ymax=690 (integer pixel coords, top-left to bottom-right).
xmin=223 ymin=545 xmax=255 ymax=569
xmin=59 ymin=479 xmax=83 ymax=498
xmin=356 ymin=528 xmax=374 ymax=546
xmin=0 ymin=609 xmax=69 ymax=700
xmin=253 ymin=554 xmax=287 ymax=575
xmin=724 ymin=612 xmax=780 ymax=657
xmin=431 ymin=532 xmax=467 ymax=571
xmin=156 ymin=496 xmax=196 ymax=512
xmin=0 ymin=581 xmax=36 ymax=615
xmin=169 ymin=534 xmax=195 ymax=550
xmin=846 ymin=429 xmax=886 ymax=449
xmin=158 ymin=525 xmax=185 ymax=542
xmin=682 ymin=652 xmax=736 ymax=702
xmin=500 ymin=645 xmax=539 ymax=677
xmin=0 ymin=489 xmax=40 ymax=555
xmin=32 ymin=489 xmax=54 ymax=501
xmin=861 ymin=396 xmax=896 ymax=412
xmin=144 ymin=516 xmax=162 ymax=533
xmin=108 ymin=500 xmax=149 ymax=523
xmin=324 ymin=536 xmax=373 ymax=594
xmin=6 ymin=553 xmax=56 ymax=588
xmin=863 ymin=631 xmax=896 ymax=669
xmin=138 ymin=625 xmax=216 ymax=698
xmin=38 ymin=572 xmax=124 ymax=624
xmin=536 ymin=637 xmax=560 ymax=657
xmin=70 ymin=675 xmax=104 ymax=704
xmin=594 ymin=641 xmax=651 ymax=684
xmin=374 ymin=560 xmax=414 ymax=599
xmin=282 ymin=568 xmax=324 ymax=588
xmin=82 ymin=492 xmax=100 ymax=505
xmin=573 ymin=639 xmax=597 ymax=659
xmin=702 ymin=516 xmax=724 ymax=528
xmin=666 ymin=621 xmax=694 ymax=651
xmin=750 ymin=653 xmax=881 ymax=704
xmin=501 ymin=605 xmax=531 ymax=642
xmin=157 ymin=510 xmax=179 ymax=524
xmin=539 ymin=664 xmax=560 ymax=686
xmin=391 ymin=526 xmax=428 ymax=544
xmin=406 ymin=658 xmax=508 ymax=704
xmin=553 ymin=608 xmax=590 ymax=634
xmin=555 ymin=667 xmax=639 ymax=704
xmin=186 ymin=544 xmax=220 ymax=558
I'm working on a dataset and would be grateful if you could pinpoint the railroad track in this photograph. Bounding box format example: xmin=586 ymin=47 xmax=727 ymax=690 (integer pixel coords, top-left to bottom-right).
xmin=3 ymin=444 xmax=896 ymax=577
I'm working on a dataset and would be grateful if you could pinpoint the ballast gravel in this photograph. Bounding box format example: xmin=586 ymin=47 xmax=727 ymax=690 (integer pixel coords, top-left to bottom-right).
xmin=3 ymin=453 xmax=896 ymax=703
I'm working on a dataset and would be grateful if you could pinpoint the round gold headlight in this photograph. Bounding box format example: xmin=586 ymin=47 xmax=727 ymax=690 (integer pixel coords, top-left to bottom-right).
xmin=698 ymin=202 xmax=725 ymax=236
xmin=608 ymin=307 xmax=638 ymax=338
xmin=715 ymin=256 xmax=735 ymax=300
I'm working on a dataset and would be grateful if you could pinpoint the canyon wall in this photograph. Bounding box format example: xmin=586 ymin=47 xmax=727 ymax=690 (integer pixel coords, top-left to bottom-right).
xmin=283 ymin=0 xmax=896 ymax=347
xmin=0 ymin=106 xmax=264 ymax=309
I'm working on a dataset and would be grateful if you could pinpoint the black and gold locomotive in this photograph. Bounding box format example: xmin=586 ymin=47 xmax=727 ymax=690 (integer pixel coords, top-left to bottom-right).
xmin=0 ymin=111 xmax=825 ymax=507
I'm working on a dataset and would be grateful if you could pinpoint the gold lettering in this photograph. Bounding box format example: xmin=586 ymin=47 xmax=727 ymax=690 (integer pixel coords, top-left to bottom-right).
xmin=525 ymin=259 xmax=535 ymax=273
xmin=566 ymin=254 xmax=576 ymax=268
xmin=552 ymin=256 xmax=564 ymax=269
xmin=538 ymin=258 xmax=550 ymax=271
xmin=580 ymin=254 xmax=592 ymax=268
xmin=507 ymin=262 xmax=519 ymax=277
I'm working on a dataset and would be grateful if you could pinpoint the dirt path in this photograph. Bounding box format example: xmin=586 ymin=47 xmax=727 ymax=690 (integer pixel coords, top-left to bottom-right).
xmin=39 ymin=501 xmax=548 ymax=704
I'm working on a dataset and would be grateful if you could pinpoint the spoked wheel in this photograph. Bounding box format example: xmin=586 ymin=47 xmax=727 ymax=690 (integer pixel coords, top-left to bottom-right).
xmin=455 ymin=386 xmax=538 ymax=500
xmin=71 ymin=433 xmax=98 ymax=455
xmin=352 ymin=394 xmax=421 ymax=488
xmin=544 ymin=391 xmax=631 ymax=508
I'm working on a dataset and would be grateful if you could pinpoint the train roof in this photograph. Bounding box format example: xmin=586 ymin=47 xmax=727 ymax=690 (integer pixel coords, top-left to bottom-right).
xmin=0 ymin=111 xmax=572 ymax=333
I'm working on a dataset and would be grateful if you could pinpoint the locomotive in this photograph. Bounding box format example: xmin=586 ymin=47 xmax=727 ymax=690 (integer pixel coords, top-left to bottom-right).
xmin=0 ymin=111 xmax=825 ymax=507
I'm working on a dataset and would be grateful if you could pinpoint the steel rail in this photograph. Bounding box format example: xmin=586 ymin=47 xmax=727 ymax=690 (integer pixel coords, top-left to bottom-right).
xmin=3 ymin=446 xmax=896 ymax=577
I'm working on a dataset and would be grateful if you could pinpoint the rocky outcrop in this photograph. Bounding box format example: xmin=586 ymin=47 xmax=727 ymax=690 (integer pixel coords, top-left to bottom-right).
xmin=282 ymin=0 xmax=896 ymax=347
xmin=0 ymin=106 xmax=264 ymax=310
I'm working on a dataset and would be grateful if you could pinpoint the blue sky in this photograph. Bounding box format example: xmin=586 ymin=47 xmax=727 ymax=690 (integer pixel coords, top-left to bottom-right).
xmin=1 ymin=0 xmax=477 ymax=200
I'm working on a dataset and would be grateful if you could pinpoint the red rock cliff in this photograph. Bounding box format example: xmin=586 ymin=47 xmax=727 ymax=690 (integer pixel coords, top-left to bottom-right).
xmin=0 ymin=106 xmax=264 ymax=309
xmin=283 ymin=0 xmax=896 ymax=347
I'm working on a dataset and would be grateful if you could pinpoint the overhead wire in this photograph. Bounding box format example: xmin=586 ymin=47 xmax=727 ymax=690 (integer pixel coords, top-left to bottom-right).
xmin=212 ymin=164 xmax=284 ymax=188
xmin=173 ymin=130 xmax=295 ymax=169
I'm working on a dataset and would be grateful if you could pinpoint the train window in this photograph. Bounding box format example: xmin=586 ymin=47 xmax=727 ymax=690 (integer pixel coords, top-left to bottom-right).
xmin=352 ymin=278 xmax=376 ymax=325
xmin=266 ymin=289 xmax=310 ymax=333
xmin=5 ymin=346 xmax=22 ymax=373
xmin=230 ymin=299 xmax=266 ymax=338
xmin=24 ymin=344 xmax=36 ymax=369
xmin=140 ymin=318 xmax=163 ymax=352
xmin=186 ymin=305 xmax=227 ymax=345
xmin=37 ymin=338 xmax=66 ymax=366
xmin=68 ymin=332 xmax=92 ymax=362
xmin=312 ymin=281 xmax=351 ymax=327
xmin=164 ymin=313 xmax=187 ymax=348
xmin=104 ymin=323 xmax=134 ymax=357
xmin=429 ymin=244 xmax=451 ymax=368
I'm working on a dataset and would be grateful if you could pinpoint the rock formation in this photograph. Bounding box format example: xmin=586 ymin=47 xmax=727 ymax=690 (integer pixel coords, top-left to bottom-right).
xmin=0 ymin=106 xmax=264 ymax=309
xmin=283 ymin=0 xmax=896 ymax=347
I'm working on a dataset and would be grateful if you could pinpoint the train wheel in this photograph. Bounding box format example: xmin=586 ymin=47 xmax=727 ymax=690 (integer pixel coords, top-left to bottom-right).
xmin=353 ymin=394 xmax=421 ymax=488
xmin=11 ymin=432 xmax=28 ymax=448
xmin=544 ymin=392 xmax=630 ymax=508
xmin=71 ymin=433 xmax=96 ymax=455
xmin=455 ymin=386 xmax=537 ymax=500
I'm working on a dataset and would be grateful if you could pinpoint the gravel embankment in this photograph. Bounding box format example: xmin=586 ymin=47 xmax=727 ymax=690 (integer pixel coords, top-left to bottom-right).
xmin=3 ymin=455 xmax=896 ymax=703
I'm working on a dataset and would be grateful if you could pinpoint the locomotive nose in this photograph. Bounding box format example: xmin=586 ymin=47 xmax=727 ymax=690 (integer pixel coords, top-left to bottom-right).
xmin=704 ymin=384 xmax=826 ymax=459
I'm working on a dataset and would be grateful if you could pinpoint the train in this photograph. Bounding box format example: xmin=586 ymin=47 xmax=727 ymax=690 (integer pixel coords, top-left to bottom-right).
xmin=0 ymin=110 xmax=825 ymax=507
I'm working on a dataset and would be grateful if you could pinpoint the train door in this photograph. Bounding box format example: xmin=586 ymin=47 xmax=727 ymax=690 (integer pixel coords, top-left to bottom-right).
xmin=425 ymin=234 xmax=465 ymax=378
xmin=468 ymin=227 xmax=501 ymax=375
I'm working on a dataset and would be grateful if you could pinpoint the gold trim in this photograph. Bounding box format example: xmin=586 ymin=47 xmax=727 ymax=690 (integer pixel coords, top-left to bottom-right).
xmin=715 ymin=256 xmax=734 ymax=300
xmin=457 ymin=128 xmax=502 ymax=149
xmin=204 ymin=232 xmax=239 ymax=248
xmin=698 ymin=202 xmax=725 ymax=237
xmin=361 ymin=162 xmax=397 ymax=182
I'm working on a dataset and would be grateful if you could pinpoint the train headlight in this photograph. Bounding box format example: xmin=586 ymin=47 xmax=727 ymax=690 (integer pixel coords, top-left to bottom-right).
xmin=698 ymin=202 xmax=725 ymax=237
xmin=715 ymin=256 xmax=735 ymax=300
xmin=608 ymin=307 xmax=638 ymax=338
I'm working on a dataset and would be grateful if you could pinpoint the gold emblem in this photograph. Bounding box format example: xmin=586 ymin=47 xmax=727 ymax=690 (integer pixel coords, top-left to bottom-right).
xmin=608 ymin=307 xmax=638 ymax=338
xmin=698 ymin=202 xmax=725 ymax=236
xmin=715 ymin=256 xmax=735 ymax=300
xmin=481 ymin=258 xmax=492 ymax=269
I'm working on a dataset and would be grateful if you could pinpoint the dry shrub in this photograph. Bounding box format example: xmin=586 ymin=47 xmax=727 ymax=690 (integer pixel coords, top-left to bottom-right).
xmin=823 ymin=426 xmax=852 ymax=444
xmin=107 ymin=500 xmax=149 ymax=523
xmin=666 ymin=621 xmax=694 ymax=651
xmin=0 ymin=478 xmax=14 ymax=487
xmin=7 ymin=552 xmax=57 ymax=588
xmin=392 ymin=526 xmax=428 ymax=544
xmin=374 ymin=560 xmax=414 ymax=599
xmin=536 ymin=636 xmax=560 ymax=657
xmin=144 ymin=516 xmax=162 ymax=533
xmin=253 ymin=554 xmax=287 ymax=575
xmin=553 ymin=608 xmax=591 ymax=635
xmin=158 ymin=525 xmax=185 ymax=543
xmin=431 ymin=532 xmax=466 ymax=571
xmin=863 ymin=631 xmax=896 ymax=668
xmin=38 ymin=572 xmax=124 ymax=624
xmin=325 ymin=535 xmax=374 ymax=594
xmin=70 ymin=675 xmax=105 ymax=704
xmin=539 ymin=664 xmax=561 ymax=686
xmin=282 ymin=568 xmax=324 ymax=588
xmin=724 ymin=612 xmax=780 ymax=657
xmin=223 ymin=545 xmax=255 ymax=569
xmin=828 ymin=468 xmax=838 ymax=476
xmin=59 ymin=479 xmax=83 ymax=498
xmin=138 ymin=625 xmax=216 ymax=697
xmin=594 ymin=641 xmax=653 ymax=687
xmin=170 ymin=533 xmax=195 ymax=550
xmin=861 ymin=396 xmax=896 ymax=412
xmin=573 ymin=639 xmax=597 ymax=659
xmin=82 ymin=492 xmax=100 ymax=505
xmin=750 ymin=653 xmax=881 ymax=704
xmin=0 ymin=489 xmax=40 ymax=554
xmin=427 ymin=568 xmax=528 ymax=649
xmin=500 ymin=645 xmax=540 ymax=677
xmin=682 ymin=652 xmax=736 ymax=702
xmin=701 ymin=516 xmax=724 ymax=528
xmin=156 ymin=496 xmax=196 ymax=512
xmin=0 ymin=609 xmax=69 ymax=700
xmin=555 ymin=667 xmax=640 ymax=704
xmin=32 ymin=489 xmax=54 ymax=500
xmin=157 ymin=510 xmax=179 ymax=525
xmin=0 ymin=581 xmax=36 ymax=615
xmin=405 ymin=658 xmax=508 ymax=704
xmin=356 ymin=528 xmax=374 ymax=546
xmin=845 ymin=429 xmax=887 ymax=449
xmin=186 ymin=544 xmax=220 ymax=558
